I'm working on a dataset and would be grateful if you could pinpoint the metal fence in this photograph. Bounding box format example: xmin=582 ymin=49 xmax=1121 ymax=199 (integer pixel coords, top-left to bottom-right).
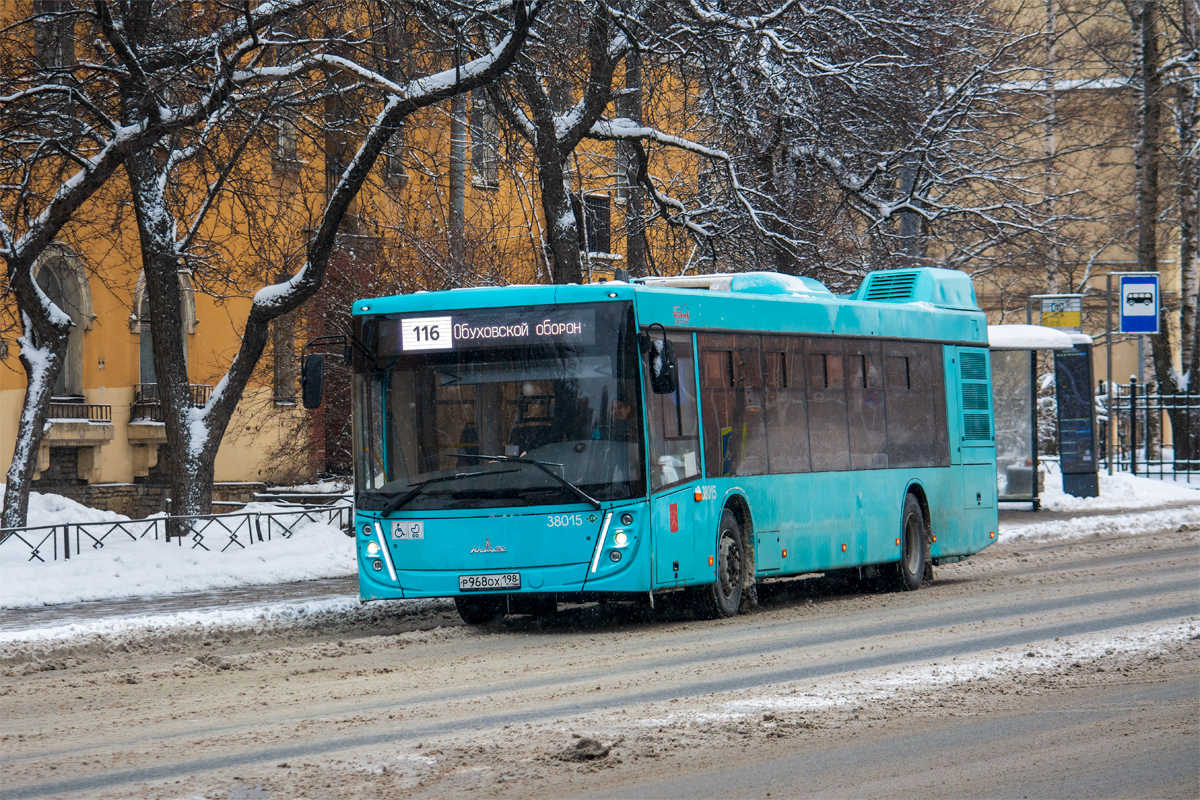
xmin=130 ymin=383 xmax=212 ymax=422
xmin=1102 ymin=381 xmax=1200 ymax=481
xmin=48 ymin=402 xmax=113 ymax=422
xmin=0 ymin=499 xmax=354 ymax=563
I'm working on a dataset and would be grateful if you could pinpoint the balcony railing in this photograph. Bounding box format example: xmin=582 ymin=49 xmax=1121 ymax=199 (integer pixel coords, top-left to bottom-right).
xmin=131 ymin=383 xmax=212 ymax=422
xmin=47 ymin=402 xmax=112 ymax=422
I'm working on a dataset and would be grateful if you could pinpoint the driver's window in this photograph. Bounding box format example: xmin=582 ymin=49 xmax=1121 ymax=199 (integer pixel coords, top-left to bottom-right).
xmin=645 ymin=332 xmax=699 ymax=492
xmin=501 ymin=379 xmax=555 ymax=456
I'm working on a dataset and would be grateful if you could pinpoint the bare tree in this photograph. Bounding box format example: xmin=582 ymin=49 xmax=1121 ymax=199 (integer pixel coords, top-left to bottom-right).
xmin=1 ymin=0 xmax=312 ymax=527
xmin=662 ymin=1 xmax=1069 ymax=287
xmin=1138 ymin=0 xmax=1199 ymax=465
xmin=121 ymin=0 xmax=535 ymax=524
xmin=1015 ymin=0 xmax=1197 ymax=461
xmin=484 ymin=0 xmax=631 ymax=284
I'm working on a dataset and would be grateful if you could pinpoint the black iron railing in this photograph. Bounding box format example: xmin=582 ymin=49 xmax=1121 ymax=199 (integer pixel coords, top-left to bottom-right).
xmin=47 ymin=402 xmax=112 ymax=422
xmin=0 ymin=499 xmax=353 ymax=561
xmin=1103 ymin=381 xmax=1200 ymax=481
xmin=130 ymin=383 xmax=212 ymax=421
xmin=0 ymin=518 xmax=162 ymax=562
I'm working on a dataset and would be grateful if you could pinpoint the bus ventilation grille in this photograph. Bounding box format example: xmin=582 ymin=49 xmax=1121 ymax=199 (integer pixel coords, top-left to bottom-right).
xmin=963 ymin=413 xmax=992 ymax=440
xmin=863 ymin=271 xmax=919 ymax=302
xmin=959 ymin=351 xmax=988 ymax=381
xmin=959 ymin=350 xmax=991 ymax=440
xmin=961 ymin=383 xmax=990 ymax=410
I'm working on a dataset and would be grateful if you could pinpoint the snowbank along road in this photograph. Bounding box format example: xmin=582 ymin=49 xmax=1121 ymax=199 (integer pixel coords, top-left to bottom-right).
xmin=1 ymin=507 xmax=1198 ymax=799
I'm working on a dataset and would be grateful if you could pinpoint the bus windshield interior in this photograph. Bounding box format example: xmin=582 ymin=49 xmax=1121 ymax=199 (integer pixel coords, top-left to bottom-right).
xmin=354 ymin=303 xmax=645 ymax=510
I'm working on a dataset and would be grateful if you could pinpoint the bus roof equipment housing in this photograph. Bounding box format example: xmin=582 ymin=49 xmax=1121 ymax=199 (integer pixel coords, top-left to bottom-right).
xmin=637 ymin=267 xmax=977 ymax=311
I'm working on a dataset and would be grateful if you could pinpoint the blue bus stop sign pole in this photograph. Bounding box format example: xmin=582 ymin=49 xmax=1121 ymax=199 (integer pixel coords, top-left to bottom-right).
xmin=1118 ymin=273 xmax=1160 ymax=334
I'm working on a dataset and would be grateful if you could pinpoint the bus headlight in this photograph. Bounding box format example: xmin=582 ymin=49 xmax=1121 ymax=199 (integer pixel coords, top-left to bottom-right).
xmin=362 ymin=524 xmax=373 ymax=538
xmin=613 ymin=531 xmax=629 ymax=547
xmin=609 ymin=549 xmax=622 ymax=563
xmin=367 ymin=541 xmax=380 ymax=557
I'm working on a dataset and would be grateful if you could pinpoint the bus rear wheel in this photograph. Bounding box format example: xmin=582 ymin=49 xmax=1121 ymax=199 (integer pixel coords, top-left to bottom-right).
xmin=455 ymin=594 xmax=505 ymax=625
xmin=693 ymin=509 xmax=744 ymax=619
xmin=890 ymin=494 xmax=928 ymax=591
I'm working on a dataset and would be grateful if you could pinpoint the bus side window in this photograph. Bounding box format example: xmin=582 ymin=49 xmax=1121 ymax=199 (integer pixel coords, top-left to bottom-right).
xmin=805 ymin=338 xmax=850 ymax=471
xmin=703 ymin=350 xmax=732 ymax=388
xmin=736 ymin=334 xmax=769 ymax=475
xmin=887 ymin=356 xmax=910 ymax=390
xmin=698 ymin=334 xmax=768 ymax=477
xmin=847 ymin=342 xmax=887 ymax=469
xmin=765 ymin=351 xmax=786 ymax=388
xmin=763 ymin=337 xmax=810 ymax=474
xmin=645 ymin=332 xmax=699 ymax=491
xmin=885 ymin=341 xmax=949 ymax=467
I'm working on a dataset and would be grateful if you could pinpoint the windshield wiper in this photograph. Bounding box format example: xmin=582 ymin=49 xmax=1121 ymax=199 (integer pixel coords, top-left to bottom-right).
xmin=456 ymin=453 xmax=601 ymax=510
xmin=381 ymin=469 xmax=518 ymax=516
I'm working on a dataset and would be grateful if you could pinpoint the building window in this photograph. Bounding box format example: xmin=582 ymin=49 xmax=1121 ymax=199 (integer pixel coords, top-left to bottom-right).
xmin=138 ymin=292 xmax=157 ymax=387
xmin=131 ymin=272 xmax=195 ymax=387
xmin=275 ymin=115 xmax=301 ymax=171
xmin=34 ymin=0 xmax=74 ymax=70
xmin=470 ymin=92 xmax=500 ymax=189
xmin=384 ymin=127 xmax=407 ymax=187
xmin=583 ymin=195 xmax=611 ymax=254
xmin=273 ymin=275 xmax=296 ymax=403
xmin=33 ymin=246 xmax=91 ymax=398
xmin=271 ymin=22 xmax=302 ymax=172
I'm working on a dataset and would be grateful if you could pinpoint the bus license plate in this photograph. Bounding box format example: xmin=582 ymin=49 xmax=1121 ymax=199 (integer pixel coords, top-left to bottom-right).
xmin=459 ymin=573 xmax=521 ymax=592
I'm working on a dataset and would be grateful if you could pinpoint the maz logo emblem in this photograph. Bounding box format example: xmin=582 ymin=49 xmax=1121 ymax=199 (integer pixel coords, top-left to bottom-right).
xmin=470 ymin=535 xmax=507 ymax=554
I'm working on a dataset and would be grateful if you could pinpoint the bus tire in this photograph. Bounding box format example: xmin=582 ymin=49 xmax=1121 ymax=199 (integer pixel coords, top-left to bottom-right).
xmin=454 ymin=595 xmax=505 ymax=625
xmin=890 ymin=493 xmax=927 ymax=591
xmin=694 ymin=509 xmax=744 ymax=619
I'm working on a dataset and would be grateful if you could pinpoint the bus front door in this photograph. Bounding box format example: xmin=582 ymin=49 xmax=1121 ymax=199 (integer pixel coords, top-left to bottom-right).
xmin=652 ymin=486 xmax=698 ymax=586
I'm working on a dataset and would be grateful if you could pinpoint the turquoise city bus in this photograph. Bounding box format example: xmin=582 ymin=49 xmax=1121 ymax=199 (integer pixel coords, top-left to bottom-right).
xmin=318 ymin=267 xmax=998 ymax=624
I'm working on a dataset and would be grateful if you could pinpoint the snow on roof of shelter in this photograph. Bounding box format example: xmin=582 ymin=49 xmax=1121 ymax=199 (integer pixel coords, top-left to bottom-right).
xmin=987 ymin=324 xmax=1078 ymax=350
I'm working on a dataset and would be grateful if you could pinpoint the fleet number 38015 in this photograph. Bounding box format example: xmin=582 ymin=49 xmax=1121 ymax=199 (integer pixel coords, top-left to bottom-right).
xmin=547 ymin=514 xmax=584 ymax=527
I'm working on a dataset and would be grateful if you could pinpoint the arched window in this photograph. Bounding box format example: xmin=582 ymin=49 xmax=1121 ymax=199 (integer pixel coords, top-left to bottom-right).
xmin=32 ymin=244 xmax=92 ymax=398
xmin=130 ymin=272 xmax=196 ymax=386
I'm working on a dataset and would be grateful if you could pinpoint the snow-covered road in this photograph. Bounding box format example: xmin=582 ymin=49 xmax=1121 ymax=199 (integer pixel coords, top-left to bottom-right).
xmin=2 ymin=506 xmax=1196 ymax=800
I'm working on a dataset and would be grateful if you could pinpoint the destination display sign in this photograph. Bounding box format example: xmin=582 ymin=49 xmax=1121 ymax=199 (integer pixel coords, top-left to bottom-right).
xmin=383 ymin=306 xmax=598 ymax=354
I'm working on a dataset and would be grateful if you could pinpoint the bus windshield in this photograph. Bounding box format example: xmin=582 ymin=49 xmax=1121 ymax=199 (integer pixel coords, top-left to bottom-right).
xmin=353 ymin=302 xmax=645 ymax=511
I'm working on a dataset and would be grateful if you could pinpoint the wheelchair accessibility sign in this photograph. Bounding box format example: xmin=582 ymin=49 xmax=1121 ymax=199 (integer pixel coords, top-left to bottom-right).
xmin=1119 ymin=274 xmax=1160 ymax=334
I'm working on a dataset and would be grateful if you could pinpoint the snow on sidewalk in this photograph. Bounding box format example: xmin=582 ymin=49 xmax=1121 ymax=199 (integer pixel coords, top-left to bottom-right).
xmin=1 ymin=484 xmax=355 ymax=609
xmin=997 ymin=466 xmax=1200 ymax=541
xmin=1032 ymin=462 xmax=1199 ymax=513
xmin=1000 ymin=505 xmax=1200 ymax=542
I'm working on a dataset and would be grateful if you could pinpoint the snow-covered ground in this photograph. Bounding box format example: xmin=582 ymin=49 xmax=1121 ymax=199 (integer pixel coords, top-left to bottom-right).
xmin=658 ymin=619 xmax=1199 ymax=725
xmin=1 ymin=484 xmax=355 ymax=609
xmin=0 ymin=594 xmax=446 ymax=647
xmin=1032 ymin=460 xmax=1199 ymax=512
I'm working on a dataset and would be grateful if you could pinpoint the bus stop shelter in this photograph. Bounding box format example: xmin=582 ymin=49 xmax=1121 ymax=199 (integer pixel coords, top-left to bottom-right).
xmin=988 ymin=325 xmax=1083 ymax=508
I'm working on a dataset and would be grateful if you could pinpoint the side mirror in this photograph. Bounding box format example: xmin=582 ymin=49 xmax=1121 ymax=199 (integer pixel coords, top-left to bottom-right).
xmin=648 ymin=333 xmax=678 ymax=395
xmin=301 ymin=353 xmax=324 ymax=409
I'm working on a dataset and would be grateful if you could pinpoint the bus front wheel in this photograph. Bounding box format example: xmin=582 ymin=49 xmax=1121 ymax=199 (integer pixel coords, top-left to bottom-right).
xmin=890 ymin=494 xmax=928 ymax=591
xmin=694 ymin=509 xmax=744 ymax=619
xmin=455 ymin=594 xmax=505 ymax=625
